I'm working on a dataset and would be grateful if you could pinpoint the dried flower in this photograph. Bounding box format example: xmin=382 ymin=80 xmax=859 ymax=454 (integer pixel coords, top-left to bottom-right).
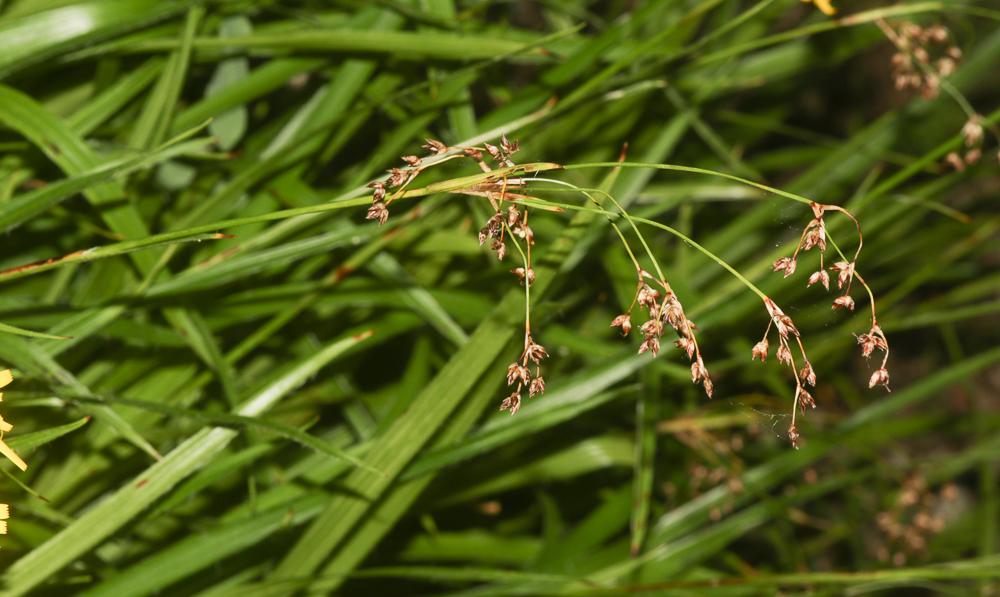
xmin=751 ymin=339 xmax=769 ymax=362
xmin=512 ymin=267 xmax=535 ymax=285
xmin=638 ymin=336 xmax=660 ymax=357
xmin=869 ymin=367 xmax=891 ymax=390
xmin=491 ymin=238 xmax=507 ymax=261
xmin=366 ymin=201 xmax=389 ymax=225
xmin=501 ymin=135 xmax=520 ymax=156
xmin=522 ymin=337 xmax=548 ymax=364
xmin=690 ymin=357 xmax=709 ymax=384
xmin=962 ymin=115 xmax=984 ymax=147
xmin=506 ymin=363 xmax=529 ymax=386
xmin=799 ymin=363 xmax=817 ymax=387
xmin=702 ymin=376 xmax=714 ymax=399
xmin=423 ymin=138 xmax=447 ymax=154
xmin=675 ymin=336 xmax=695 ymax=359
xmin=529 ymin=377 xmax=545 ymax=397
xmin=773 ymin=257 xmax=797 ymax=277
xmin=401 ymin=155 xmax=421 ymax=167
xmin=833 ymin=295 xmax=856 ymax=311
xmin=797 ymin=387 xmax=816 ymax=409
xmin=831 ymin=261 xmax=855 ymax=289
xmin=765 ymin=298 xmax=800 ymax=339
xmin=808 ymin=270 xmax=830 ymax=291
xmin=367 ymin=180 xmax=386 ymax=202
xmin=386 ymin=167 xmax=408 ymax=188
xmin=637 ymin=284 xmax=660 ymax=310
xmin=610 ymin=314 xmax=632 ymax=336
xmin=788 ymin=423 xmax=801 ymax=449
xmin=500 ymin=391 xmax=522 ymax=415
xmin=777 ymin=343 xmax=793 ymax=366
xmin=857 ymin=327 xmax=888 ymax=358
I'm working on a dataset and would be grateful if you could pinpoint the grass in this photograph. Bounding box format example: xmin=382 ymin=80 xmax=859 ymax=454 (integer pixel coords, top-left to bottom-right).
xmin=0 ymin=0 xmax=998 ymax=595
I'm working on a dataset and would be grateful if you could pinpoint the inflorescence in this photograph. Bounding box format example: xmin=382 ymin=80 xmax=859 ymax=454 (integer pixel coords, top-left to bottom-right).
xmin=362 ymin=140 xmax=892 ymax=448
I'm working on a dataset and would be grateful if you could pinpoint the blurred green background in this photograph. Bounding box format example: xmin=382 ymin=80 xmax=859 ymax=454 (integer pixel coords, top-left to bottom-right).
xmin=0 ymin=0 xmax=998 ymax=595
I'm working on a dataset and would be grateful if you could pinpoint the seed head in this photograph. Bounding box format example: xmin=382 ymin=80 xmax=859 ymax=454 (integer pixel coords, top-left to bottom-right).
xmin=765 ymin=298 xmax=800 ymax=339
xmin=788 ymin=424 xmax=801 ymax=449
xmin=799 ymin=363 xmax=817 ymax=387
xmin=675 ymin=336 xmax=695 ymax=359
xmin=506 ymin=363 xmax=529 ymax=386
xmin=702 ymin=376 xmax=714 ymax=399
xmin=637 ymin=284 xmax=660 ymax=310
xmin=489 ymin=239 xmax=505 ymax=260
xmin=751 ymin=339 xmax=769 ymax=362
xmin=808 ymin=270 xmax=830 ymax=291
xmin=512 ymin=267 xmax=535 ymax=285
xmin=387 ymin=167 xmax=408 ymax=188
xmin=832 ymin=295 xmax=856 ymax=311
xmin=366 ymin=201 xmax=389 ymax=225
xmin=367 ymin=180 xmax=386 ymax=202
xmin=501 ymin=135 xmax=520 ymax=155
xmin=500 ymin=391 xmax=522 ymax=415
xmin=691 ymin=356 xmax=709 ymax=384
xmin=610 ymin=314 xmax=632 ymax=336
xmin=423 ymin=139 xmax=448 ymax=154
xmin=869 ymin=367 xmax=891 ymax=390
xmin=772 ymin=257 xmax=797 ymax=277
xmin=831 ymin=261 xmax=855 ymax=289
xmin=529 ymin=376 xmax=545 ymax=397
xmin=962 ymin=115 xmax=984 ymax=147
xmin=522 ymin=337 xmax=548 ymax=364
xmin=776 ymin=342 xmax=792 ymax=366
xmin=797 ymin=387 xmax=816 ymax=410
xmin=401 ymin=155 xmax=421 ymax=167
xmin=638 ymin=336 xmax=660 ymax=357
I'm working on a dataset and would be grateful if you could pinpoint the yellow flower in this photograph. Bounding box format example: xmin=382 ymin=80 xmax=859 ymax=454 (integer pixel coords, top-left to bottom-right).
xmin=0 ymin=369 xmax=27 ymax=472
xmin=802 ymin=0 xmax=837 ymax=15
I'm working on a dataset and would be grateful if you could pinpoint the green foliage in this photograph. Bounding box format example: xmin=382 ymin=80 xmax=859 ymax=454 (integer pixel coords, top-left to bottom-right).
xmin=0 ymin=1 xmax=997 ymax=595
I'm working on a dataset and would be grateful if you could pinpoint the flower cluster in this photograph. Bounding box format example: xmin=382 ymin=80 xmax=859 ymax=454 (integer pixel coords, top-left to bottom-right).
xmin=766 ymin=200 xmax=890 ymax=446
xmin=874 ymin=476 xmax=957 ymax=566
xmin=880 ymin=21 xmax=961 ymax=100
xmin=501 ymin=335 xmax=548 ymax=415
xmin=612 ymin=271 xmax=712 ymax=398
xmin=945 ymin=114 xmax=992 ymax=171
xmin=363 ymin=136 xmax=549 ymax=414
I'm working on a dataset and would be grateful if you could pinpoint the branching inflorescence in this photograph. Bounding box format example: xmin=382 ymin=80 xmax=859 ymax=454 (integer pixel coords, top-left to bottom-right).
xmin=362 ymin=141 xmax=892 ymax=448
xmin=365 ymin=136 xmax=549 ymax=416
xmin=768 ymin=202 xmax=890 ymax=447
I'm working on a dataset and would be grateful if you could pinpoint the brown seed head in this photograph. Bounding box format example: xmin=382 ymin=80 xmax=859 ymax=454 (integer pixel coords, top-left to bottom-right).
xmin=800 ymin=363 xmax=817 ymax=387
xmin=808 ymin=270 xmax=831 ymax=291
xmin=610 ymin=314 xmax=632 ymax=335
xmin=423 ymin=139 xmax=448 ymax=154
xmin=529 ymin=376 xmax=545 ymax=397
xmin=500 ymin=391 xmax=522 ymax=415
xmin=832 ymin=295 xmax=856 ymax=311
xmin=751 ymin=339 xmax=769 ymax=362
xmin=869 ymin=367 xmax=891 ymax=390
xmin=638 ymin=336 xmax=660 ymax=357
xmin=772 ymin=256 xmax=797 ymax=277
xmin=366 ymin=201 xmax=389 ymax=225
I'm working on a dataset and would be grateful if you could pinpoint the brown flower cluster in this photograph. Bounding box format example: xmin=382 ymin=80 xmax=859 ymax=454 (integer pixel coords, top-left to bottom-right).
xmin=767 ymin=201 xmax=890 ymax=446
xmin=612 ymin=270 xmax=712 ymax=398
xmin=874 ymin=477 xmax=957 ymax=566
xmin=880 ymin=21 xmax=960 ymax=100
xmin=945 ymin=113 xmax=993 ymax=171
xmin=363 ymin=136 xmax=550 ymax=414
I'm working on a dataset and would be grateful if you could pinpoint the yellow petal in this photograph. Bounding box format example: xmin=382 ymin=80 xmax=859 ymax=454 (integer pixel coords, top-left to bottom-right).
xmin=0 ymin=438 xmax=27 ymax=471
xmin=0 ymin=369 xmax=11 ymax=390
xmin=814 ymin=0 xmax=836 ymax=15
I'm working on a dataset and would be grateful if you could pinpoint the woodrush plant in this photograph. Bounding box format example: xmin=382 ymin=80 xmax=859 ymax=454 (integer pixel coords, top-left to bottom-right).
xmin=362 ymin=139 xmax=892 ymax=447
